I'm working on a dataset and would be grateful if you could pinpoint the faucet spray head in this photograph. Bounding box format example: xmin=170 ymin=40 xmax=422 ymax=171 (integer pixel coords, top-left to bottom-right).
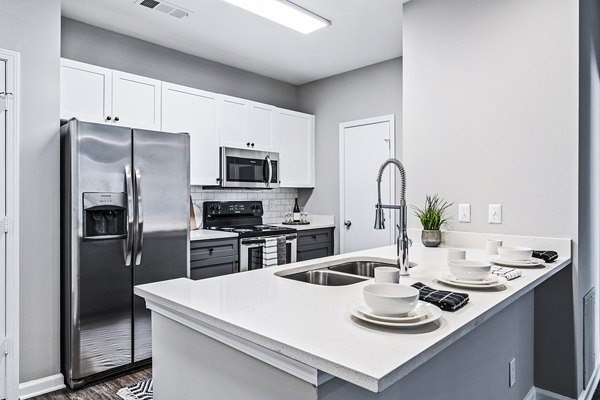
xmin=374 ymin=203 xmax=385 ymax=229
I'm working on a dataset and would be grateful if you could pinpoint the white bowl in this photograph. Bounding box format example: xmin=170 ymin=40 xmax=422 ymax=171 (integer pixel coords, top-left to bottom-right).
xmin=448 ymin=260 xmax=491 ymax=281
xmin=363 ymin=283 xmax=419 ymax=316
xmin=497 ymin=246 xmax=533 ymax=261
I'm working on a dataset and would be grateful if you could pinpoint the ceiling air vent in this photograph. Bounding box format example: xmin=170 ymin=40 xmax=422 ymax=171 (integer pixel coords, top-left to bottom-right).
xmin=135 ymin=0 xmax=192 ymax=19
xmin=139 ymin=0 xmax=160 ymax=9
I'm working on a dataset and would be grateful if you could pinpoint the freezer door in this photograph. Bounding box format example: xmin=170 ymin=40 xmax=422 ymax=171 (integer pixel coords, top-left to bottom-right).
xmin=63 ymin=120 xmax=134 ymax=383
xmin=132 ymin=129 xmax=190 ymax=362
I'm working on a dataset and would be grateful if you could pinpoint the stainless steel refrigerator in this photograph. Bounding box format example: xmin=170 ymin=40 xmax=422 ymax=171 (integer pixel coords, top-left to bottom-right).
xmin=60 ymin=118 xmax=190 ymax=388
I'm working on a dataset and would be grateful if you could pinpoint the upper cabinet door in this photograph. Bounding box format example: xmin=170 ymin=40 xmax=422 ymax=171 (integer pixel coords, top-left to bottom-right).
xmin=162 ymin=83 xmax=219 ymax=186
xmin=60 ymin=58 xmax=112 ymax=124
xmin=277 ymin=109 xmax=315 ymax=188
xmin=217 ymin=95 xmax=249 ymax=149
xmin=249 ymin=102 xmax=277 ymax=152
xmin=112 ymin=71 xmax=162 ymax=130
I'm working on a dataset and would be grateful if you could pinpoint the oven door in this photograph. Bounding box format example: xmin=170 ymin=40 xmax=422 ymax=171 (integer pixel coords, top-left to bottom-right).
xmin=221 ymin=147 xmax=279 ymax=189
xmin=240 ymin=234 xmax=296 ymax=272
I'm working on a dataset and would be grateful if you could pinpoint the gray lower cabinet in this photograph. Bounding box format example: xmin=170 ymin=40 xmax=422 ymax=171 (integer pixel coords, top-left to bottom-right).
xmin=296 ymin=228 xmax=334 ymax=262
xmin=190 ymin=238 xmax=239 ymax=280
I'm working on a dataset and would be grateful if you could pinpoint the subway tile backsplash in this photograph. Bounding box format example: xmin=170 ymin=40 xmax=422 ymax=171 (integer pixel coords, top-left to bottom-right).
xmin=191 ymin=186 xmax=299 ymax=225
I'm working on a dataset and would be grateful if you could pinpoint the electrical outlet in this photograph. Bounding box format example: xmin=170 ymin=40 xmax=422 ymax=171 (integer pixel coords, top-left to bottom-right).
xmin=509 ymin=358 xmax=516 ymax=387
xmin=489 ymin=204 xmax=502 ymax=224
xmin=458 ymin=204 xmax=471 ymax=223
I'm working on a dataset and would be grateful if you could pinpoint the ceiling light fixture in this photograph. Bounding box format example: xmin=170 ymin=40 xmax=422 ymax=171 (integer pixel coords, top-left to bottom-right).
xmin=221 ymin=0 xmax=331 ymax=34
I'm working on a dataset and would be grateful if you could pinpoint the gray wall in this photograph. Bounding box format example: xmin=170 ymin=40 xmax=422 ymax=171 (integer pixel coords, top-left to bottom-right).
xmin=61 ymin=18 xmax=299 ymax=110
xmin=579 ymin=0 xmax=600 ymax=393
xmin=0 ymin=0 xmax=61 ymax=383
xmin=403 ymin=0 xmax=580 ymax=396
xmin=297 ymin=58 xmax=403 ymax=254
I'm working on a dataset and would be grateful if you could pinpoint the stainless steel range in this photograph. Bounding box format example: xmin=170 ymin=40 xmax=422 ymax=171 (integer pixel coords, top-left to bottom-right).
xmin=203 ymin=201 xmax=297 ymax=272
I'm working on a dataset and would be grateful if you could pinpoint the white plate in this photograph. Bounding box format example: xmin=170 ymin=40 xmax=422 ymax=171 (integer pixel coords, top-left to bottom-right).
xmin=352 ymin=302 xmax=431 ymax=323
xmin=438 ymin=274 xmax=507 ymax=289
xmin=491 ymin=256 xmax=544 ymax=268
xmin=350 ymin=302 xmax=442 ymax=328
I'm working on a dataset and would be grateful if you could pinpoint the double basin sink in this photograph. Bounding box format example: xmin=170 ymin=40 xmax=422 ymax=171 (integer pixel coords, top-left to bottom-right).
xmin=277 ymin=260 xmax=397 ymax=286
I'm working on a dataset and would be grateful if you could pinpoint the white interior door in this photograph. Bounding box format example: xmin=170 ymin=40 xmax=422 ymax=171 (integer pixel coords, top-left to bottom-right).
xmin=0 ymin=59 xmax=7 ymax=399
xmin=340 ymin=115 xmax=395 ymax=253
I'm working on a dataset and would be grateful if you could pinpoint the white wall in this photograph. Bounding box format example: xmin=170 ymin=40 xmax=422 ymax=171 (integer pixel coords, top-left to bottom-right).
xmin=297 ymin=59 xmax=403 ymax=253
xmin=403 ymin=0 xmax=580 ymax=396
xmin=0 ymin=0 xmax=61 ymax=383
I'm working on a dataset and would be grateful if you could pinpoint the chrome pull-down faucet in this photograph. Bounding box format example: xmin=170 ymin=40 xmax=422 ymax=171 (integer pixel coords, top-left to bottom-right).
xmin=374 ymin=158 xmax=410 ymax=276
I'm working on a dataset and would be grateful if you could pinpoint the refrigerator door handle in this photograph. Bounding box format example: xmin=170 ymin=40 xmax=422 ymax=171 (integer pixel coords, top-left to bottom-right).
xmin=124 ymin=164 xmax=135 ymax=267
xmin=134 ymin=166 xmax=144 ymax=266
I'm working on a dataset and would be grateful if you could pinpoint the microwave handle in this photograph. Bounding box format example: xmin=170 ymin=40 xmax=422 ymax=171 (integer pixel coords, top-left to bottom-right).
xmin=266 ymin=155 xmax=273 ymax=188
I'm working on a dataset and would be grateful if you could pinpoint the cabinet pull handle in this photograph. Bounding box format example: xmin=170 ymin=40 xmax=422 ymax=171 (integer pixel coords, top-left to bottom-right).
xmin=106 ymin=116 xmax=112 ymax=121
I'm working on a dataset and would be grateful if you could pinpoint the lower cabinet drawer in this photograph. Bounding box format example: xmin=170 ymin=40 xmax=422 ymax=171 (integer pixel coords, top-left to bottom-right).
xmin=190 ymin=238 xmax=238 ymax=262
xmin=190 ymin=258 xmax=237 ymax=280
xmin=297 ymin=229 xmax=333 ymax=247
xmin=297 ymin=243 xmax=332 ymax=262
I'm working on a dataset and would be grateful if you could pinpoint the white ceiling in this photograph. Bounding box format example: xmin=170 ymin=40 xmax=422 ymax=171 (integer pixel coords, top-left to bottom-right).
xmin=61 ymin=0 xmax=405 ymax=85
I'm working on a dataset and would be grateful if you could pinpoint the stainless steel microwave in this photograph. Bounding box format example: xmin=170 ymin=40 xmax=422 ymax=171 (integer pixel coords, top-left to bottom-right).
xmin=220 ymin=147 xmax=280 ymax=189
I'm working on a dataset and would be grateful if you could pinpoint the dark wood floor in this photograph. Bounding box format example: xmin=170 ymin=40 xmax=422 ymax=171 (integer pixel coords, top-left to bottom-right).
xmin=32 ymin=366 xmax=152 ymax=400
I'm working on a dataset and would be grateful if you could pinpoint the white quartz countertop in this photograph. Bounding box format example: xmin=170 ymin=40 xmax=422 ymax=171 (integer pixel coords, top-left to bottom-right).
xmin=190 ymin=229 xmax=238 ymax=241
xmin=135 ymin=233 xmax=570 ymax=393
xmin=273 ymin=214 xmax=335 ymax=231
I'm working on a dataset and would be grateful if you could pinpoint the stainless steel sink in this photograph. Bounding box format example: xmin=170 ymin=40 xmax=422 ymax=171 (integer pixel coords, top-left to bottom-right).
xmin=327 ymin=261 xmax=398 ymax=278
xmin=280 ymin=270 xmax=368 ymax=286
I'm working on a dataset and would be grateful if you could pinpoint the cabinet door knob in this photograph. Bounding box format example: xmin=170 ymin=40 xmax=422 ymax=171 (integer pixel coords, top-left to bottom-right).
xmin=106 ymin=116 xmax=112 ymax=121
xmin=251 ymin=143 xmax=255 ymax=147
xmin=246 ymin=142 xmax=251 ymax=147
xmin=114 ymin=116 xmax=120 ymax=122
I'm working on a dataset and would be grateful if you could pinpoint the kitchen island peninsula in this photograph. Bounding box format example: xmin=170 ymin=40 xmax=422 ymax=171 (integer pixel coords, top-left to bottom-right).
xmin=135 ymin=232 xmax=571 ymax=400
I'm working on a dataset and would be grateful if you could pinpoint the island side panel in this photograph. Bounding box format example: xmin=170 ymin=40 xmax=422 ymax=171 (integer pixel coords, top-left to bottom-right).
xmin=151 ymin=313 xmax=319 ymax=400
xmin=317 ymin=291 xmax=534 ymax=400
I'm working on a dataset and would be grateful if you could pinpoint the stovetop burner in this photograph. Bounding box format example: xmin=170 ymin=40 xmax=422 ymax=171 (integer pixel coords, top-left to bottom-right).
xmin=204 ymin=201 xmax=297 ymax=238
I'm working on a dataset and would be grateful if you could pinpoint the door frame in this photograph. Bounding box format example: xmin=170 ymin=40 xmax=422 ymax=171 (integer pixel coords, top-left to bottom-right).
xmin=0 ymin=48 xmax=20 ymax=400
xmin=339 ymin=115 xmax=395 ymax=254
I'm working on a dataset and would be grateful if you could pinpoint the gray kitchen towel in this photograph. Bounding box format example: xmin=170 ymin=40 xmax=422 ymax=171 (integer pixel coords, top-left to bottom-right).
xmin=491 ymin=266 xmax=521 ymax=280
xmin=277 ymin=237 xmax=286 ymax=265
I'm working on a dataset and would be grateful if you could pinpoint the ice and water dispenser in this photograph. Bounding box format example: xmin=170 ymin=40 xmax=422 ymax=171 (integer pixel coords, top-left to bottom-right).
xmin=83 ymin=192 xmax=127 ymax=239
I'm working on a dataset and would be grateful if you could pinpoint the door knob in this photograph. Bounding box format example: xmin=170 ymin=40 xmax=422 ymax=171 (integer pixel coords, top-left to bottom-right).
xmin=344 ymin=220 xmax=352 ymax=228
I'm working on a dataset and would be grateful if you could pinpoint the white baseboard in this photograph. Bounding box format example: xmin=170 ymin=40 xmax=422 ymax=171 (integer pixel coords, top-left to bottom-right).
xmin=19 ymin=373 xmax=65 ymax=399
xmin=524 ymin=387 xmax=537 ymax=400
xmin=534 ymin=387 xmax=575 ymax=400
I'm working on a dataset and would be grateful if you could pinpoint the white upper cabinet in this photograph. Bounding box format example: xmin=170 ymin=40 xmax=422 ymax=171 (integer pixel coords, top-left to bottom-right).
xmin=217 ymin=96 xmax=278 ymax=152
xmin=277 ymin=109 xmax=315 ymax=188
xmin=60 ymin=59 xmax=161 ymax=130
xmin=248 ymin=101 xmax=277 ymax=152
xmin=162 ymin=83 xmax=219 ymax=186
xmin=112 ymin=71 xmax=162 ymax=130
xmin=217 ymin=95 xmax=249 ymax=149
xmin=60 ymin=58 xmax=112 ymax=124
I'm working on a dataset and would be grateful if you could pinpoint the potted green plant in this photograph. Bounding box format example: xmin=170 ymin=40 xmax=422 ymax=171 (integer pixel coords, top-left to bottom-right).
xmin=412 ymin=194 xmax=453 ymax=247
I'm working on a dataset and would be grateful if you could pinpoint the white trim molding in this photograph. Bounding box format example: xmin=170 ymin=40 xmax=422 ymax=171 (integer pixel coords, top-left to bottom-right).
xmin=0 ymin=47 xmax=20 ymax=400
xmin=338 ymin=114 xmax=396 ymax=254
xmin=19 ymin=374 xmax=65 ymax=400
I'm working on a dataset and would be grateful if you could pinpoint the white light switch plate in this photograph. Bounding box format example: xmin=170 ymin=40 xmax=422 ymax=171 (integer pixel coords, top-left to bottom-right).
xmin=489 ymin=204 xmax=502 ymax=224
xmin=458 ymin=204 xmax=471 ymax=223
